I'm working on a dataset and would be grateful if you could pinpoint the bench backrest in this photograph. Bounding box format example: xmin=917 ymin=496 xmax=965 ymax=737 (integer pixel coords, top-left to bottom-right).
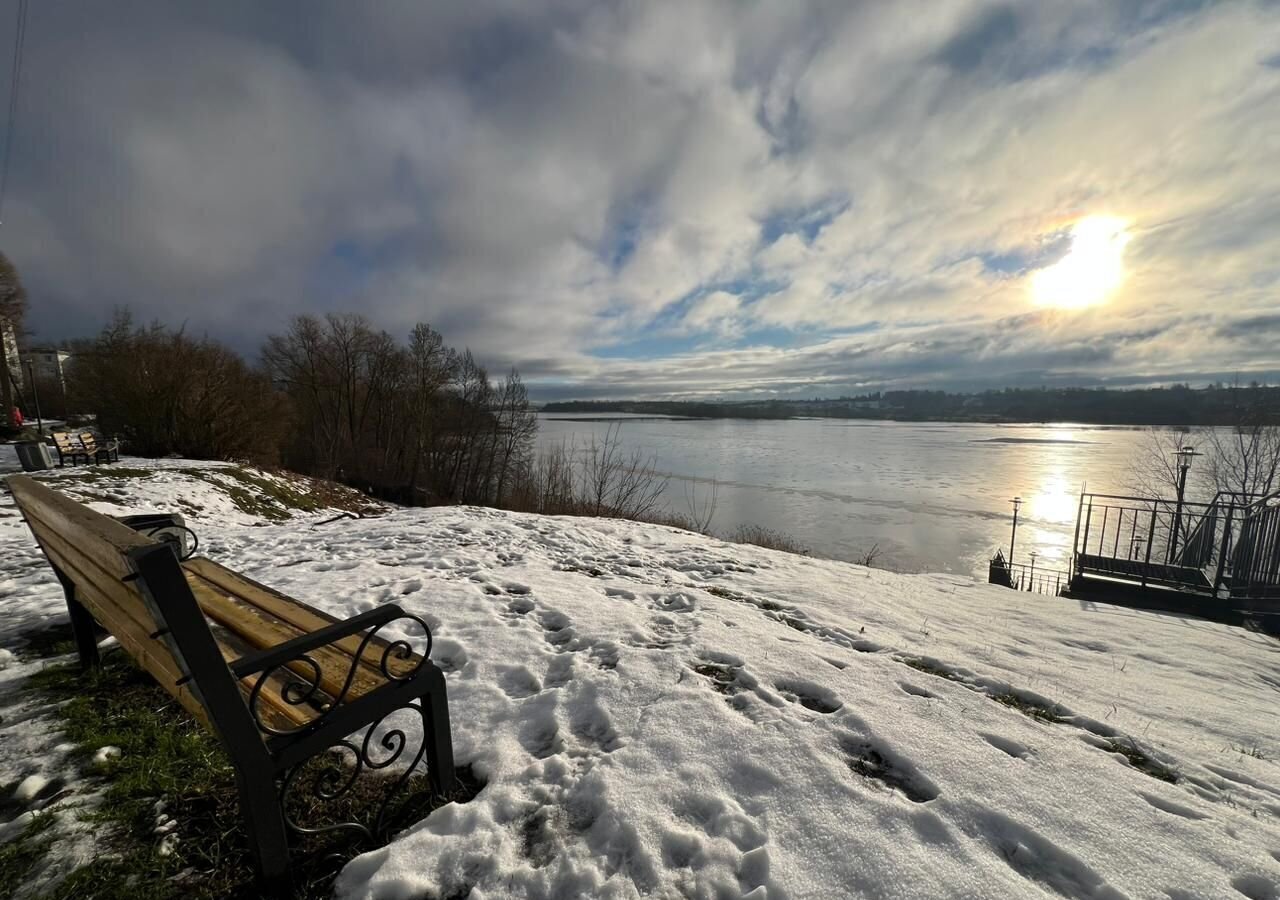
xmin=79 ymin=432 xmax=98 ymax=451
xmin=52 ymin=432 xmax=81 ymax=452
xmin=8 ymin=475 xmax=215 ymax=725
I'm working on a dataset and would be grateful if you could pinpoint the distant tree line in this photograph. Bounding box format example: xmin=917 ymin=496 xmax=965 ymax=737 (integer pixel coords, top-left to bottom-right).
xmin=544 ymin=383 xmax=1280 ymax=426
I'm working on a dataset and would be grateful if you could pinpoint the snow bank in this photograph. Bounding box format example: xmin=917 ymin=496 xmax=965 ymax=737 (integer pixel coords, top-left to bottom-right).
xmin=2 ymin=458 xmax=1278 ymax=898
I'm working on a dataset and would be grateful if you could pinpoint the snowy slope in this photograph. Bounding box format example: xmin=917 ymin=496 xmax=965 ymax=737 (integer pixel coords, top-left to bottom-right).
xmin=2 ymin=457 xmax=1279 ymax=899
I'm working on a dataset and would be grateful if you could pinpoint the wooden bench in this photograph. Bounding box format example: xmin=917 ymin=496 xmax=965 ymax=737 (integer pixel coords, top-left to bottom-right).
xmin=78 ymin=431 xmax=120 ymax=463
xmin=51 ymin=431 xmax=87 ymax=467
xmin=7 ymin=475 xmax=455 ymax=886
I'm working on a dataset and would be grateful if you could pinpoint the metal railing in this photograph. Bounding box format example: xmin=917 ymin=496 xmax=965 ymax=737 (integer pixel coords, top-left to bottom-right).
xmin=1071 ymin=491 xmax=1269 ymax=597
xmin=1232 ymin=492 xmax=1280 ymax=601
xmin=989 ymin=550 xmax=1068 ymax=596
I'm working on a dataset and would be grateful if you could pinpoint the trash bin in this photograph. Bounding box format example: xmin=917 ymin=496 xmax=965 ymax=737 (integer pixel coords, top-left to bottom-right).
xmin=116 ymin=512 xmax=197 ymax=559
xmin=15 ymin=440 xmax=54 ymax=472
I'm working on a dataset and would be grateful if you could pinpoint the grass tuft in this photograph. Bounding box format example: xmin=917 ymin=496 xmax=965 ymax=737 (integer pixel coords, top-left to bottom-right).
xmin=989 ymin=691 xmax=1068 ymax=726
xmin=0 ymin=813 xmax=57 ymax=900
xmin=1102 ymin=738 xmax=1179 ymax=783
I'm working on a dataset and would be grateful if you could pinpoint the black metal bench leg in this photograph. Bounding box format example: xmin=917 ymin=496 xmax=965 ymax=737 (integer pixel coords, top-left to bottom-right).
xmin=53 ymin=567 xmax=100 ymax=671
xmin=422 ymin=686 xmax=456 ymax=797
xmin=236 ymin=768 xmax=291 ymax=892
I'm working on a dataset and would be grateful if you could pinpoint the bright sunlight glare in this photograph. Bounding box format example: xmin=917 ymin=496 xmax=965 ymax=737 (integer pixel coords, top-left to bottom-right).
xmin=1030 ymin=215 xmax=1132 ymax=310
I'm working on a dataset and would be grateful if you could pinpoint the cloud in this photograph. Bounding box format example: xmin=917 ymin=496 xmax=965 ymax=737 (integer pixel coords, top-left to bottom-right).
xmin=1 ymin=1 xmax=1277 ymax=397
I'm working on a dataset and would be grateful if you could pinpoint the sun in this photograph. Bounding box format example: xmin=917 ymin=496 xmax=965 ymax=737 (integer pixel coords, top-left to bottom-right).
xmin=1030 ymin=215 xmax=1132 ymax=310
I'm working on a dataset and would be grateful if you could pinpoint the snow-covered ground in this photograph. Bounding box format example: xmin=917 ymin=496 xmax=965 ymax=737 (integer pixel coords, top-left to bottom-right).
xmin=2 ymin=456 xmax=1279 ymax=899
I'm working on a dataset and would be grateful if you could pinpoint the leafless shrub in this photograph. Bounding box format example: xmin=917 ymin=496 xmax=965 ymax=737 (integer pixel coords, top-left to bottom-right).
xmin=576 ymin=423 xmax=668 ymax=520
xmin=681 ymin=480 xmax=718 ymax=535
xmin=727 ymin=523 xmax=809 ymax=555
xmin=856 ymin=543 xmax=881 ymax=567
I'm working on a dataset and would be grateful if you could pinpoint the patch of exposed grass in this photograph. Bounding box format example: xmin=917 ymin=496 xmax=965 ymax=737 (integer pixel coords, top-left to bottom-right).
xmin=0 ymin=813 xmax=57 ymax=900
xmin=989 ymin=691 xmax=1068 ymax=726
xmin=1102 ymin=738 xmax=1178 ymax=783
xmin=14 ymin=622 xmax=80 ymax=661
xmin=24 ymin=656 xmax=480 ymax=898
xmin=900 ymin=657 xmax=967 ymax=683
xmin=190 ymin=466 xmax=381 ymax=521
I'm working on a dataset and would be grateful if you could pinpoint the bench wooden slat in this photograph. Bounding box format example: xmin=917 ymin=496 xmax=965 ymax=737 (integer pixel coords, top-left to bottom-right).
xmin=184 ymin=558 xmax=419 ymax=680
xmin=185 ymin=570 xmax=390 ymax=703
xmin=204 ymin=620 xmax=322 ymax=731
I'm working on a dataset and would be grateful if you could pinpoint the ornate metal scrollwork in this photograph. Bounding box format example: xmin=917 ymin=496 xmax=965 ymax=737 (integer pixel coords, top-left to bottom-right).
xmin=278 ymin=699 xmax=438 ymax=843
xmin=246 ymin=611 xmax=433 ymax=737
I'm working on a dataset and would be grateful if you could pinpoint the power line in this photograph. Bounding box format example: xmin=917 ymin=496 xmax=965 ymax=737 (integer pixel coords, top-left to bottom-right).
xmin=0 ymin=0 xmax=30 ymax=227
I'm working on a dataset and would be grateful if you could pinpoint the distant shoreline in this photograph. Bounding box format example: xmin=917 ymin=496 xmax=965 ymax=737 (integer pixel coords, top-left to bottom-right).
xmin=540 ymin=384 xmax=1280 ymax=427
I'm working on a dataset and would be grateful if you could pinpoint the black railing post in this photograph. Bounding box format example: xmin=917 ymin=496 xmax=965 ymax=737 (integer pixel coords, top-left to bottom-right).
xmin=1009 ymin=497 xmax=1022 ymax=566
xmin=1070 ymin=492 xmax=1085 ymax=583
xmin=1213 ymin=501 xmax=1235 ymax=596
xmin=1142 ymin=505 xmax=1157 ymax=590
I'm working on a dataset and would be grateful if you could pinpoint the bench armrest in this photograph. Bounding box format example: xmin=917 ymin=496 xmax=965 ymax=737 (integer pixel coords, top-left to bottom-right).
xmin=229 ymin=604 xmax=429 ymax=679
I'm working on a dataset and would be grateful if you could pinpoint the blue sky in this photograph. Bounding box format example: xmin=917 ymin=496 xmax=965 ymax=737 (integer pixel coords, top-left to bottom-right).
xmin=2 ymin=1 xmax=1279 ymax=400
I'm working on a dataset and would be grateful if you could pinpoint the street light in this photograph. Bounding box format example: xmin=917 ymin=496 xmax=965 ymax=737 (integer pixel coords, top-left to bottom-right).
xmin=1009 ymin=496 xmax=1022 ymax=566
xmin=1169 ymin=445 xmax=1201 ymax=561
xmin=1028 ymin=551 xmax=1038 ymax=593
xmin=25 ymin=361 xmax=43 ymax=436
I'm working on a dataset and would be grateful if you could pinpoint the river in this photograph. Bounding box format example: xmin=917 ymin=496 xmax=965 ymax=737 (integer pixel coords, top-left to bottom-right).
xmin=536 ymin=415 xmax=1174 ymax=580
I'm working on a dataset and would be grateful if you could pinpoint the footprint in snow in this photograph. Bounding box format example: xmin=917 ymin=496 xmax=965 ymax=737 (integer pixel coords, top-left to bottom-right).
xmin=498 ymin=665 xmax=542 ymax=699
xmin=588 ymin=642 xmax=620 ymax=671
xmin=1232 ymin=874 xmax=1279 ymax=900
xmin=839 ymin=734 xmax=939 ymax=803
xmin=979 ymin=811 xmax=1124 ymax=900
xmin=1137 ymin=791 xmax=1207 ymax=821
xmin=569 ymin=688 xmax=621 ymax=753
xmin=651 ymin=591 xmax=698 ymax=613
xmin=519 ymin=708 xmax=564 ymax=760
xmin=505 ymin=597 xmax=535 ymax=618
xmin=899 ymin=682 xmax=936 ymax=699
xmin=539 ymin=611 xmax=577 ymax=651
xmin=979 ymin=732 xmax=1033 ymax=760
xmin=774 ymin=678 xmax=842 ymax=714
xmin=430 ymin=638 xmax=469 ymax=673
xmin=544 ymin=654 xmax=575 ymax=688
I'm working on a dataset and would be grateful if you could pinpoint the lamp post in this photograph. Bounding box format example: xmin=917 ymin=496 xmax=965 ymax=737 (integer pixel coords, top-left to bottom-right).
xmin=1169 ymin=445 xmax=1200 ymax=561
xmin=1028 ymin=551 xmax=1038 ymax=593
xmin=1009 ymin=496 xmax=1022 ymax=566
xmin=25 ymin=361 xmax=43 ymax=436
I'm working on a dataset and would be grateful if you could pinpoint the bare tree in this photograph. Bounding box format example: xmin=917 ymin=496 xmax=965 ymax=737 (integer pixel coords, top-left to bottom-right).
xmin=1129 ymin=384 xmax=1280 ymax=503
xmin=0 ymin=252 xmax=27 ymax=421
xmin=1205 ymin=427 xmax=1280 ymax=499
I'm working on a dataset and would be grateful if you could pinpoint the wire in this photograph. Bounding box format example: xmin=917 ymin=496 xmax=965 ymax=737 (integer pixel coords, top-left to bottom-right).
xmin=0 ymin=0 xmax=29 ymax=227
